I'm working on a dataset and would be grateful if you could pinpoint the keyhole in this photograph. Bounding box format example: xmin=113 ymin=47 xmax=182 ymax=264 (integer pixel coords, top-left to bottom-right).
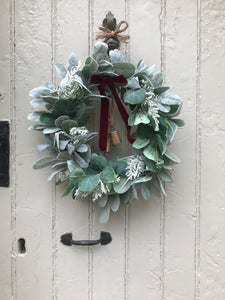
xmin=18 ymin=238 xmax=26 ymax=254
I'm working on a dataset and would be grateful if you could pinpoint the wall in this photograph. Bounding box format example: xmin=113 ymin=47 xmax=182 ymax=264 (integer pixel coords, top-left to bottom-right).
xmin=0 ymin=0 xmax=225 ymax=299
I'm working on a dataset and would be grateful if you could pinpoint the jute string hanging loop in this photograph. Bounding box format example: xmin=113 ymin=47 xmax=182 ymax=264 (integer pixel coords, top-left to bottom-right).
xmin=96 ymin=12 xmax=130 ymax=50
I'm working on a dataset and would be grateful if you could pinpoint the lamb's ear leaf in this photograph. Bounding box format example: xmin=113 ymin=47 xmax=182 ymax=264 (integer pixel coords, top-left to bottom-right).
xmin=99 ymin=203 xmax=110 ymax=224
xmin=55 ymin=63 xmax=67 ymax=79
xmin=33 ymin=156 xmax=59 ymax=170
xmin=141 ymin=183 xmax=151 ymax=200
xmin=68 ymin=53 xmax=79 ymax=71
xmin=164 ymin=149 xmax=180 ymax=163
xmin=152 ymin=71 xmax=163 ymax=87
xmin=108 ymin=194 xmax=120 ymax=212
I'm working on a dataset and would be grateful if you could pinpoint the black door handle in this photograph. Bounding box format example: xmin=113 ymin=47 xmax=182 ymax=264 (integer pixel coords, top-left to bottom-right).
xmin=60 ymin=231 xmax=112 ymax=246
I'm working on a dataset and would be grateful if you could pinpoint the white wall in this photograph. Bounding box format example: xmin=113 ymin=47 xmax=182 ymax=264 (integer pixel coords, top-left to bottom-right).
xmin=0 ymin=0 xmax=225 ymax=299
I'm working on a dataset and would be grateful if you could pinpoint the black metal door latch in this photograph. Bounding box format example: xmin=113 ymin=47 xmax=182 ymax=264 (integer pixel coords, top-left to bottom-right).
xmin=60 ymin=231 xmax=112 ymax=247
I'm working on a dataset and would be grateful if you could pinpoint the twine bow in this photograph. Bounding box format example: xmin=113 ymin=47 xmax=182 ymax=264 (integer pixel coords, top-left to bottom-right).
xmin=96 ymin=20 xmax=130 ymax=49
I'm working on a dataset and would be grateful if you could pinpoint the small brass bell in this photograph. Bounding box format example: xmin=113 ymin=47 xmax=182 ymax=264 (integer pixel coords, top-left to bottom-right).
xmin=110 ymin=130 xmax=122 ymax=145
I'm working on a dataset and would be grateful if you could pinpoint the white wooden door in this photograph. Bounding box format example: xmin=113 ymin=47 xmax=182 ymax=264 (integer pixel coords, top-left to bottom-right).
xmin=1 ymin=0 xmax=225 ymax=299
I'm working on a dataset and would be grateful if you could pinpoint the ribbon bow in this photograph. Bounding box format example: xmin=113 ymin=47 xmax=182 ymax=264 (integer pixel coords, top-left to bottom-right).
xmin=96 ymin=20 xmax=130 ymax=49
xmin=91 ymin=74 xmax=135 ymax=151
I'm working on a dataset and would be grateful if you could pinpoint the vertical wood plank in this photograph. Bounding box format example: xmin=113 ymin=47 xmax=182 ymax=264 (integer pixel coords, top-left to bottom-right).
xmin=91 ymin=2 xmax=128 ymax=300
xmin=0 ymin=1 xmax=12 ymax=299
xmin=14 ymin=1 xmax=53 ymax=299
xmin=54 ymin=1 xmax=90 ymax=299
xmin=200 ymin=1 xmax=225 ymax=299
xmin=163 ymin=1 xmax=197 ymax=299
xmin=128 ymin=1 xmax=162 ymax=299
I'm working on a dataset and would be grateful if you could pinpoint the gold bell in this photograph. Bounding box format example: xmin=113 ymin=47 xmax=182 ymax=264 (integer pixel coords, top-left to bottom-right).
xmin=110 ymin=130 xmax=122 ymax=145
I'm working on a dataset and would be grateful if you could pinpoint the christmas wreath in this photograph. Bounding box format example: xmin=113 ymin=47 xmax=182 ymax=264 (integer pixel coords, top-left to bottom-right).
xmin=28 ymin=26 xmax=184 ymax=223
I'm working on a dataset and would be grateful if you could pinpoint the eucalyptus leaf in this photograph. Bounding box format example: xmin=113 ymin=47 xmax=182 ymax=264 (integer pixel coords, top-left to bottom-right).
xmin=53 ymin=100 xmax=76 ymax=117
xmin=109 ymin=160 xmax=127 ymax=176
xmin=78 ymin=175 xmax=100 ymax=192
xmin=155 ymin=134 xmax=167 ymax=155
xmin=136 ymin=124 xmax=153 ymax=139
xmin=113 ymin=177 xmax=131 ymax=194
xmin=100 ymin=165 xmax=116 ymax=183
xmin=143 ymin=145 xmax=158 ymax=162
xmin=40 ymin=112 xmax=55 ymax=126
xmin=70 ymin=167 xmax=85 ymax=178
xmin=145 ymin=158 xmax=158 ymax=173
xmin=113 ymin=62 xmax=135 ymax=78
xmin=90 ymin=155 xmax=108 ymax=171
xmin=133 ymin=138 xmax=150 ymax=149
xmin=123 ymin=88 xmax=146 ymax=105
xmin=134 ymin=114 xmax=150 ymax=125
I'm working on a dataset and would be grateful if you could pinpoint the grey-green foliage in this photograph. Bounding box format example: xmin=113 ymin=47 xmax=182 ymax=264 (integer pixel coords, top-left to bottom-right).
xmin=28 ymin=41 xmax=184 ymax=223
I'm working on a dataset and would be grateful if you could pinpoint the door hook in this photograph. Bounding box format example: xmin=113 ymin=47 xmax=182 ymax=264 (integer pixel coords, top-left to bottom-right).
xmin=60 ymin=231 xmax=112 ymax=246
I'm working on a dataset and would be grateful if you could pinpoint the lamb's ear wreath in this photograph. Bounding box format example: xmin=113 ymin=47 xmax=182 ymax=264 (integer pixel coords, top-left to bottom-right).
xmin=28 ymin=13 xmax=184 ymax=223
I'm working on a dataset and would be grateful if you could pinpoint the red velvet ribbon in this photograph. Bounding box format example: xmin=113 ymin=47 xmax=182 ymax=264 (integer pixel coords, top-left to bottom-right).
xmin=91 ymin=74 xmax=135 ymax=151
